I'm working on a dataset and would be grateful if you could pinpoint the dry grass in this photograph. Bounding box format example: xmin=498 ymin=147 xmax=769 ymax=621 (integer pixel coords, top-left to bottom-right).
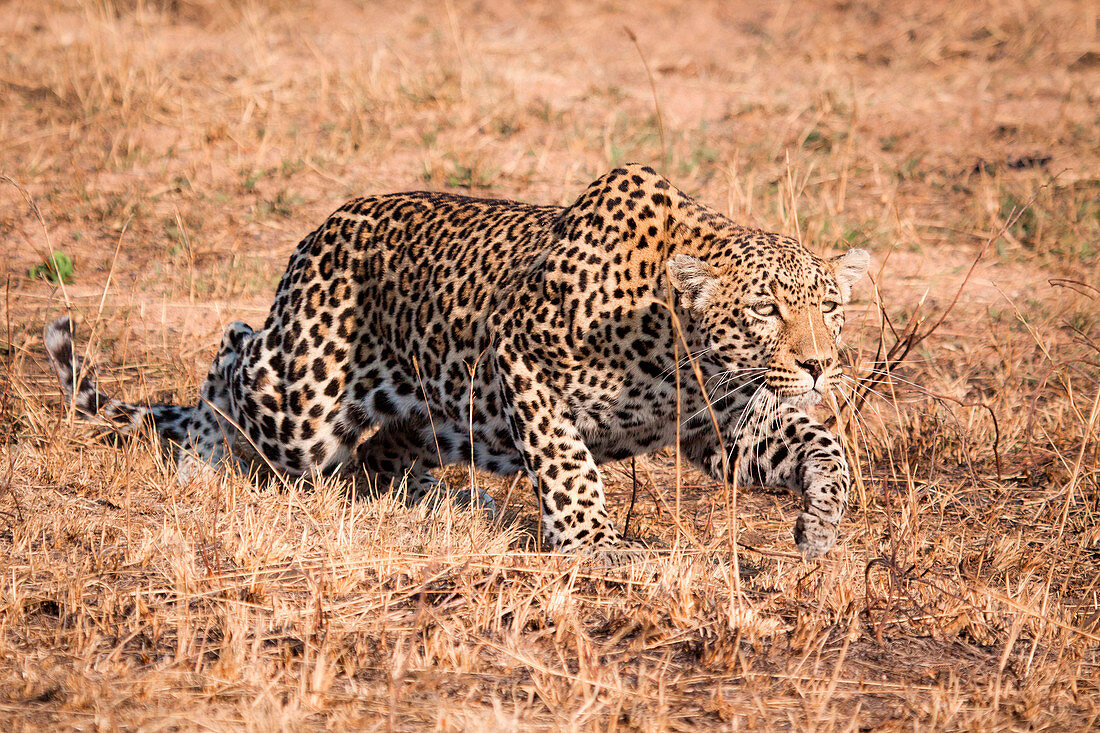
xmin=2 ymin=0 xmax=1099 ymax=729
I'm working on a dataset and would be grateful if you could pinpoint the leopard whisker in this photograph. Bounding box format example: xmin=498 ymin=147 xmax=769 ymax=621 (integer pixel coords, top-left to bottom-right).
xmin=839 ymin=375 xmax=920 ymax=405
xmin=727 ymin=381 xmax=768 ymax=450
xmin=833 ymin=385 xmax=877 ymax=481
xmin=681 ymin=373 xmax=768 ymax=426
xmin=832 ymin=393 xmax=878 ymax=508
xmin=836 ymin=378 xmax=898 ymax=436
xmin=849 ymin=369 xmax=932 ymax=394
xmin=704 ymin=366 xmax=767 ymax=391
xmin=659 ymin=346 xmax=716 ymax=381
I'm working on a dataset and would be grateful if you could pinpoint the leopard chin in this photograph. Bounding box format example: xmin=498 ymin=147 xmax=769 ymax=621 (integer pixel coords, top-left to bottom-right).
xmin=782 ymin=389 xmax=824 ymax=409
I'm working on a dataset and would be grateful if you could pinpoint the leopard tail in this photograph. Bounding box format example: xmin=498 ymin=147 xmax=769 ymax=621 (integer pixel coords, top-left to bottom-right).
xmin=44 ymin=316 xmax=194 ymax=445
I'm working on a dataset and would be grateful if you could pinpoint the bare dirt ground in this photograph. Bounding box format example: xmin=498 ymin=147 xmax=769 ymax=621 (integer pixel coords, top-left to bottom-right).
xmin=1 ymin=0 xmax=1098 ymax=729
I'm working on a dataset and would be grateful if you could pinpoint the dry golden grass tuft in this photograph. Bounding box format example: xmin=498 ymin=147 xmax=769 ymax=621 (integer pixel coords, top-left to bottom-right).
xmin=1 ymin=0 xmax=1098 ymax=729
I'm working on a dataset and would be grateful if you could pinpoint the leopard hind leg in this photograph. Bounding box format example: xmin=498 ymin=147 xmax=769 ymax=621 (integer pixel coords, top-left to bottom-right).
xmin=353 ymin=417 xmax=496 ymax=515
xmin=175 ymin=320 xmax=255 ymax=482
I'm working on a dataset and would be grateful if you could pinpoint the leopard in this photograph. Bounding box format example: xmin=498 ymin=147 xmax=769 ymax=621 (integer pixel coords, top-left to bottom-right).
xmin=44 ymin=164 xmax=869 ymax=559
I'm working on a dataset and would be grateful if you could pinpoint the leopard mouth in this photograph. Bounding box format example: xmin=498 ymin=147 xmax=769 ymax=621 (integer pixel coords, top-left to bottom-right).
xmin=792 ymin=389 xmax=824 ymax=407
xmin=768 ymin=384 xmax=826 ymax=409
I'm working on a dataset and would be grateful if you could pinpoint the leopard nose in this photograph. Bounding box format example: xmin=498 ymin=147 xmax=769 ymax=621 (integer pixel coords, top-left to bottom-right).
xmin=797 ymin=357 xmax=832 ymax=380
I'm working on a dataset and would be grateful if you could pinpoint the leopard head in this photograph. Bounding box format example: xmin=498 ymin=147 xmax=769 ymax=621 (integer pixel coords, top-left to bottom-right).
xmin=667 ymin=243 xmax=869 ymax=407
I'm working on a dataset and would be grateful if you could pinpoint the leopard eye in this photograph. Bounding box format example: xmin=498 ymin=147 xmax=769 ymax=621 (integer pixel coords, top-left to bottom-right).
xmin=750 ymin=302 xmax=780 ymax=317
xmin=822 ymin=300 xmax=840 ymax=314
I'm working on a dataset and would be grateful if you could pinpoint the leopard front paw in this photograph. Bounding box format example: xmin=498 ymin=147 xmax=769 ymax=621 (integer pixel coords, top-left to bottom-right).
xmin=455 ymin=485 xmax=497 ymax=519
xmin=793 ymin=511 xmax=837 ymax=559
xmin=588 ymin=535 xmax=651 ymax=566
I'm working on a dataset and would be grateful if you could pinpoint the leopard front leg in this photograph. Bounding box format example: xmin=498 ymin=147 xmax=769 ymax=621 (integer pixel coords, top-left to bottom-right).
xmin=495 ymin=353 xmax=639 ymax=556
xmin=735 ymin=403 xmax=850 ymax=559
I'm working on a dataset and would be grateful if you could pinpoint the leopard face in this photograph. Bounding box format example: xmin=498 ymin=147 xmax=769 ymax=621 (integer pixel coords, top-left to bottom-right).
xmin=667 ymin=245 xmax=868 ymax=409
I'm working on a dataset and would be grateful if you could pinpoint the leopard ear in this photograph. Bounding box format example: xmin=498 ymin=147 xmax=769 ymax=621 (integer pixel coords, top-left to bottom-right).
xmin=666 ymin=254 xmax=718 ymax=311
xmin=832 ymin=249 xmax=870 ymax=301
